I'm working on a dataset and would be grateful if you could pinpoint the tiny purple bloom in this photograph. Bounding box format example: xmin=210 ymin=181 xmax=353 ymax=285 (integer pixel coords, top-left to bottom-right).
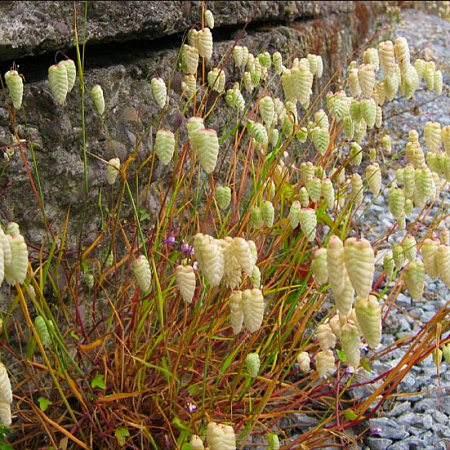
xmin=180 ymin=243 xmax=194 ymax=256
xmin=370 ymin=428 xmax=382 ymax=436
xmin=163 ymin=235 xmax=177 ymax=245
xmin=192 ymin=261 xmax=198 ymax=270
xmin=360 ymin=343 xmax=369 ymax=351
xmin=345 ymin=365 xmax=355 ymax=375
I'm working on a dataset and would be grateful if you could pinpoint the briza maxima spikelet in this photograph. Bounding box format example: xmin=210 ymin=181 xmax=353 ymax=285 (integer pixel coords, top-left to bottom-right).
xmin=317 ymin=323 xmax=336 ymax=351
xmin=311 ymin=248 xmax=328 ymax=285
xmin=344 ymin=237 xmax=375 ymax=299
xmin=35 ymin=315 xmax=51 ymax=348
xmin=366 ymin=163 xmax=382 ymax=195
xmin=321 ymin=178 xmax=335 ymax=210
xmin=273 ymin=51 xmax=283 ymax=74
xmin=5 ymin=70 xmax=23 ymax=109
xmin=299 ymin=208 xmax=317 ymax=242
xmin=383 ymin=251 xmax=394 ymax=279
xmin=289 ymin=200 xmax=301 ymax=229
xmin=246 ymin=353 xmax=260 ymax=377
xmin=60 ymin=59 xmax=76 ymax=93
xmin=175 ymin=265 xmax=196 ymax=303
xmin=378 ymin=40 xmax=395 ymax=77
xmin=259 ymin=96 xmax=275 ymax=125
xmin=355 ymin=295 xmax=381 ymax=349
xmin=206 ymin=422 xmax=236 ymax=450
xmin=424 ymin=121 xmax=441 ymax=153
xmin=48 ymin=63 xmax=68 ymax=104
xmin=230 ymin=237 xmax=254 ymax=276
xmin=267 ymin=433 xmax=280 ymax=450
xmin=190 ymin=435 xmax=205 ymax=450
xmin=242 ymin=289 xmax=264 ymax=333
xmin=297 ymin=352 xmax=311 ymax=373
xmin=403 ymin=259 xmax=425 ymax=301
xmin=340 ymin=321 xmax=361 ymax=368
xmin=204 ymin=9 xmax=214 ymax=29
xmin=437 ymin=244 xmax=450 ymax=287
xmin=215 ymin=186 xmax=231 ymax=209
xmin=195 ymin=27 xmax=213 ymax=60
xmin=154 ymin=129 xmax=175 ymax=165
xmin=327 ymin=235 xmax=345 ymax=296
xmin=0 ymin=402 xmax=11 ymax=427
xmin=190 ymin=128 xmax=219 ymax=173
xmin=311 ymin=127 xmax=329 ymax=156
xmin=133 ymin=255 xmax=151 ymax=292
xmin=4 ymin=234 xmax=28 ymax=285
xmin=182 ymin=44 xmax=199 ymax=74
xmin=151 ymin=77 xmax=167 ymax=108
xmin=106 ymin=157 xmax=121 ymax=185
xmin=422 ymin=238 xmax=440 ymax=280
xmin=316 ymin=350 xmax=335 ymax=378
xmin=358 ymin=64 xmax=375 ymax=97
xmin=306 ymin=177 xmax=322 ymax=203
xmin=229 ymin=290 xmax=243 ymax=334
xmin=335 ymin=270 xmax=355 ymax=317
xmin=402 ymin=235 xmax=417 ymax=262
xmin=200 ymin=240 xmax=224 ymax=287
xmin=91 ymin=84 xmax=105 ymax=115
xmin=394 ymin=37 xmax=410 ymax=73
xmin=349 ymin=68 xmax=361 ymax=97
xmin=0 ymin=363 xmax=12 ymax=405
xmin=261 ymin=200 xmax=274 ymax=227
xmin=207 ymin=68 xmax=225 ymax=93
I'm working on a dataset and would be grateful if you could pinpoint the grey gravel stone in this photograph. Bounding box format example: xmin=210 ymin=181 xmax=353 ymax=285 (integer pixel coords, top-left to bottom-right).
xmin=385 ymin=401 xmax=411 ymax=417
xmin=432 ymin=409 xmax=449 ymax=424
xmin=365 ymin=437 xmax=393 ymax=450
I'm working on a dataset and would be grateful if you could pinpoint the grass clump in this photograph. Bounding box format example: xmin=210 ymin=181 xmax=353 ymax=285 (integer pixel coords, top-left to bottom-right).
xmin=0 ymin=2 xmax=449 ymax=449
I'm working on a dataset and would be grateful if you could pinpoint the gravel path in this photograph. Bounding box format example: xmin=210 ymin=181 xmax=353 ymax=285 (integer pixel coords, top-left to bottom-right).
xmin=361 ymin=6 xmax=450 ymax=450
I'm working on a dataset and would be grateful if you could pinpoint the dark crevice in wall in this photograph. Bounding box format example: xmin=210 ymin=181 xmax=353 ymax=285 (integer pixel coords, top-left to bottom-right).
xmin=0 ymin=13 xmax=323 ymax=84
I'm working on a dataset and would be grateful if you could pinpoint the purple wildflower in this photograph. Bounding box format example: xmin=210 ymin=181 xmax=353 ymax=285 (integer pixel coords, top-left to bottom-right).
xmin=163 ymin=235 xmax=177 ymax=245
xmin=370 ymin=428 xmax=383 ymax=436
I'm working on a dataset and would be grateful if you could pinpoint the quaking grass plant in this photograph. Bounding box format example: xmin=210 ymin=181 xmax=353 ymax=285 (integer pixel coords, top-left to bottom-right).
xmin=0 ymin=2 xmax=449 ymax=449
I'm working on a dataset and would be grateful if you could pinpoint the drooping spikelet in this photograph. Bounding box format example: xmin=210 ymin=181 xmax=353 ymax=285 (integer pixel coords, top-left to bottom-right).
xmin=242 ymin=289 xmax=265 ymax=333
xmin=394 ymin=37 xmax=410 ymax=73
xmin=106 ymin=157 xmax=121 ymax=185
xmin=206 ymin=422 xmax=236 ymax=450
xmin=327 ymin=235 xmax=345 ymax=297
xmin=321 ymin=178 xmax=335 ymax=209
xmin=261 ymin=201 xmax=275 ymax=227
xmin=361 ymin=97 xmax=377 ymax=128
xmin=272 ymin=52 xmax=283 ymax=74
xmin=91 ymin=84 xmax=105 ymax=115
xmin=402 ymin=236 xmax=417 ymax=262
xmin=317 ymin=323 xmax=336 ymax=351
xmin=215 ymin=186 xmax=232 ymax=210
xmin=183 ymin=44 xmax=199 ymax=75
xmin=151 ymin=77 xmax=167 ymax=108
xmin=289 ymin=200 xmax=301 ymax=229
xmin=404 ymin=164 xmax=416 ymax=199
xmin=267 ymin=433 xmax=280 ymax=450
xmin=229 ymin=290 xmax=244 ymax=334
xmin=311 ymin=127 xmax=330 ymax=156
xmin=383 ymin=251 xmax=394 ymax=279
xmin=190 ymin=128 xmax=219 ymax=173
xmin=358 ymin=64 xmax=376 ymax=97
xmin=334 ymin=270 xmax=355 ymax=317
xmin=306 ymin=177 xmax=322 ymax=203
xmin=35 ymin=315 xmax=51 ymax=348
xmin=348 ymin=68 xmax=361 ymax=97
xmin=246 ymin=120 xmax=268 ymax=145
xmin=4 ymin=70 xmax=24 ymax=109
xmin=414 ymin=165 xmax=434 ymax=207
xmin=340 ymin=321 xmax=361 ymax=368
xmin=434 ymin=69 xmax=443 ymax=95
xmin=250 ymin=205 xmax=263 ymax=229
xmin=4 ymin=234 xmax=28 ymax=285
xmin=437 ymin=244 xmax=450 ymax=287
xmin=175 ymin=265 xmax=196 ymax=303
xmin=354 ymin=295 xmax=381 ymax=349
xmin=388 ymin=186 xmax=406 ymax=230
xmin=403 ymin=259 xmax=425 ymax=301
xmin=0 ymin=363 xmax=12 ymax=427
xmin=154 ymin=129 xmax=175 ymax=165
xmin=422 ymin=238 xmax=440 ymax=280
xmin=195 ymin=28 xmax=213 ymax=60
xmin=198 ymin=238 xmax=224 ymax=287
xmin=344 ymin=237 xmax=375 ymax=299
xmin=378 ymin=40 xmax=395 ymax=76
xmin=59 ymin=59 xmax=76 ymax=93
xmin=296 ymin=352 xmax=311 ymax=373
xmin=311 ymin=248 xmax=328 ymax=286
xmin=424 ymin=121 xmax=441 ymax=153
xmin=204 ymin=9 xmax=214 ymax=29
xmin=133 ymin=255 xmax=151 ymax=292
xmin=299 ymin=208 xmax=317 ymax=242
xmin=190 ymin=435 xmax=205 ymax=450
xmin=207 ymin=68 xmax=226 ymax=93
xmin=48 ymin=63 xmax=69 ymax=104
xmin=316 ymin=350 xmax=335 ymax=378
xmin=246 ymin=353 xmax=261 ymax=377
xmin=351 ymin=173 xmax=363 ymax=206
xmin=366 ymin=163 xmax=382 ymax=195
xmin=259 ymin=96 xmax=275 ymax=125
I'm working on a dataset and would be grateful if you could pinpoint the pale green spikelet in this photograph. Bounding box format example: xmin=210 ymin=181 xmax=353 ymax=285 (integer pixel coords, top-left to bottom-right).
xmin=91 ymin=84 xmax=105 ymax=115
xmin=195 ymin=27 xmax=213 ymax=60
xmin=215 ymin=186 xmax=232 ymax=210
xmin=358 ymin=63 xmax=375 ymax=97
xmin=348 ymin=68 xmax=361 ymax=97
xmin=106 ymin=157 xmax=121 ymax=185
xmin=266 ymin=433 xmax=280 ymax=450
xmin=311 ymin=248 xmax=328 ymax=286
xmin=343 ymin=116 xmax=354 ymax=140
xmin=316 ymin=350 xmax=335 ymax=378
xmin=151 ymin=77 xmax=167 ymax=108
xmin=334 ymin=270 xmax=354 ymax=317
xmin=133 ymin=255 xmax=151 ymax=292
xmin=300 ymin=161 xmax=315 ymax=184
xmin=422 ymin=238 xmax=440 ymax=280
xmin=381 ymin=134 xmax=392 ymax=154
xmin=392 ymin=243 xmax=405 ymax=269
xmin=48 ymin=63 xmax=68 ymax=104
xmin=306 ymin=176 xmax=322 ymax=203
xmin=404 ymin=164 xmax=415 ymax=198
xmin=299 ymin=208 xmax=317 ymax=242
xmin=441 ymin=125 xmax=450 ymax=155
xmin=242 ymin=289 xmax=265 ymax=333
xmin=175 ymin=265 xmax=196 ymax=303
xmin=35 ymin=315 xmax=51 ymax=348
xmin=154 ymin=129 xmax=175 ymax=165
xmin=349 ymin=142 xmax=363 ymax=166
xmin=259 ymin=96 xmax=275 ymax=125
xmin=423 ymin=61 xmax=435 ymax=90
xmin=190 ymin=128 xmax=219 ymax=173
xmin=299 ymin=187 xmax=310 ymax=208
xmin=206 ymin=422 xmax=236 ymax=450
xmin=375 ymin=105 xmax=382 ymax=128
xmin=361 ymin=97 xmax=377 ymax=128
xmin=424 ymin=121 xmax=441 ymax=153
xmin=366 ymin=163 xmax=381 ymax=195
xmin=246 ymin=120 xmax=268 ymax=145
xmin=5 ymin=70 xmax=23 ymax=109
xmin=403 ymin=259 xmax=425 ymax=301
xmin=204 ymin=9 xmax=214 ymax=28
xmin=394 ymin=37 xmax=411 ymax=73
xmin=246 ymin=353 xmax=260 ymax=377
xmin=434 ymin=69 xmax=443 ymax=95
xmin=321 ymin=178 xmax=335 ymax=209
xmin=344 ymin=237 xmax=375 ymax=299
xmin=415 ymin=58 xmax=426 ymax=80
xmin=437 ymin=244 xmax=450 ymax=287
xmin=207 ymin=68 xmax=225 ymax=93
xmin=311 ymin=127 xmax=330 ymax=156
xmin=272 ymin=52 xmax=283 ymax=74
xmin=388 ymin=186 xmax=405 ymax=229
xmin=317 ymin=323 xmax=336 ymax=351
xmin=250 ymin=206 xmax=263 ymax=229
xmin=355 ymin=295 xmax=382 ymax=349
xmin=379 ymin=40 xmax=395 ymax=76
xmin=229 ymin=290 xmax=244 ymax=334
xmin=383 ymin=251 xmax=394 ymax=278
xmin=261 ymin=200 xmax=275 ymax=227
xmin=340 ymin=321 xmax=361 ymax=368
xmin=289 ymin=200 xmax=301 ymax=229
xmin=443 ymin=344 xmax=450 ymax=364
xmin=351 ymin=173 xmax=363 ymax=205
xmin=182 ymin=44 xmax=199 ymax=74
xmin=402 ymin=236 xmax=417 ymax=262
xmin=327 ymin=235 xmax=345 ymax=297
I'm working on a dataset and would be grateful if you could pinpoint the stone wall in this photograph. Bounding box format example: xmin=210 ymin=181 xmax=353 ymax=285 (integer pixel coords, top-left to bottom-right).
xmin=0 ymin=1 xmax=385 ymax=250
